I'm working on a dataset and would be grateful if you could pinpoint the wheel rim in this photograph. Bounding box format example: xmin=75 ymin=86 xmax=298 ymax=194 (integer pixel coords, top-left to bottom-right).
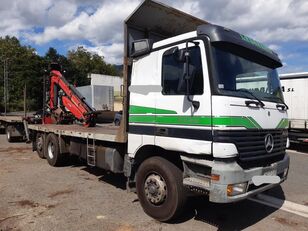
xmin=144 ymin=173 xmax=167 ymax=205
xmin=47 ymin=142 xmax=54 ymax=159
xmin=37 ymin=135 xmax=43 ymax=152
xmin=7 ymin=131 xmax=10 ymax=140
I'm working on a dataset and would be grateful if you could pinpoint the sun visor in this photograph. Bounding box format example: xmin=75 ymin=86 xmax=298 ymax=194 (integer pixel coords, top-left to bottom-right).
xmin=197 ymin=24 xmax=282 ymax=67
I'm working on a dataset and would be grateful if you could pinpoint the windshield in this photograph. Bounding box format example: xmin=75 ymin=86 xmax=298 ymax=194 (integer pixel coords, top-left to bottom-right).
xmin=211 ymin=45 xmax=284 ymax=103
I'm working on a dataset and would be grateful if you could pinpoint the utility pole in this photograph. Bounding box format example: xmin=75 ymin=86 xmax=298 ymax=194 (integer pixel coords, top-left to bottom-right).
xmin=3 ymin=58 xmax=9 ymax=115
xmin=3 ymin=58 xmax=6 ymax=115
xmin=24 ymin=83 xmax=27 ymax=117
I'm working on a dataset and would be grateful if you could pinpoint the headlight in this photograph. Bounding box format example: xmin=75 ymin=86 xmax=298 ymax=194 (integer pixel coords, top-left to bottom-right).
xmin=227 ymin=182 xmax=248 ymax=196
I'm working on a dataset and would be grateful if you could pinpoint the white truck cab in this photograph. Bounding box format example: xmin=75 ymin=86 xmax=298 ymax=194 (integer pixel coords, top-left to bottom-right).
xmin=124 ymin=0 xmax=289 ymax=220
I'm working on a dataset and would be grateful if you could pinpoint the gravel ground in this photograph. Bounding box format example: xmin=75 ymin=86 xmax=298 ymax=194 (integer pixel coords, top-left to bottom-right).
xmin=0 ymin=135 xmax=307 ymax=231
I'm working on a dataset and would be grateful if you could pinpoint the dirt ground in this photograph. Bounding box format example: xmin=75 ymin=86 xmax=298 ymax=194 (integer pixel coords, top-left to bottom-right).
xmin=0 ymin=135 xmax=308 ymax=231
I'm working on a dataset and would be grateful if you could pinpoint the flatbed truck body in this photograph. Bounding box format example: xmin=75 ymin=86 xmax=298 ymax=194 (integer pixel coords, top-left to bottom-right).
xmin=0 ymin=115 xmax=31 ymax=142
xmin=28 ymin=123 xmax=122 ymax=142
xmin=28 ymin=0 xmax=289 ymax=222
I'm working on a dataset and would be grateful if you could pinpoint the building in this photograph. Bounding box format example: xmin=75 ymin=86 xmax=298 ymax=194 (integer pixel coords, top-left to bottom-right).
xmin=90 ymin=74 xmax=122 ymax=96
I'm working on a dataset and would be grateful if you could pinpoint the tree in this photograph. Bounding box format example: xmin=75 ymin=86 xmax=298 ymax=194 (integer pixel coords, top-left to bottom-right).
xmin=67 ymin=46 xmax=118 ymax=86
xmin=0 ymin=38 xmax=120 ymax=113
xmin=0 ymin=36 xmax=45 ymax=112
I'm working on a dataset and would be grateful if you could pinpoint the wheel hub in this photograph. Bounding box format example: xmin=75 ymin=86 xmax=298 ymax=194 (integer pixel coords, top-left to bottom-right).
xmin=47 ymin=143 xmax=54 ymax=159
xmin=37 ymin=136 xmax=43 ymax=151
xmin=144 ymin=173 xmax=167 ymax=205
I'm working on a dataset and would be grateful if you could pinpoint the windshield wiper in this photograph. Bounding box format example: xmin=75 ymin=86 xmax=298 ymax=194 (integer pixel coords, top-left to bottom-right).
xmin=265 ymin=96 xmax=289 ymax=110
xmin=236 ymin=89 xmax=265 ymax=108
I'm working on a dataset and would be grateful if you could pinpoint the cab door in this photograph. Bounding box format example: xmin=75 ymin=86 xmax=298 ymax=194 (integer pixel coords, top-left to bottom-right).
xmin=154 ymin=39 xmax=212 ymax=155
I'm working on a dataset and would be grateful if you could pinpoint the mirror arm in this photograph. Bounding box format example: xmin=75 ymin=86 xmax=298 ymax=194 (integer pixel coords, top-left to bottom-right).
xmin=184 ymin=41 xmax=200 ymax=110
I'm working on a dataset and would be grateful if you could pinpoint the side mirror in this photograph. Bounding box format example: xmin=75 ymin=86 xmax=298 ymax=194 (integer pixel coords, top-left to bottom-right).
xmin=183 ymin=41 xmax=200 ymax=110
xmin=178 ymin=50 xmax=186 ymax=63
xmin=131 ymin=39 xmax=153 ymax=58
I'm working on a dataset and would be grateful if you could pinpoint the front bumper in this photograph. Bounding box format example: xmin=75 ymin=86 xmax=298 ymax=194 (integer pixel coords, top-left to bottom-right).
xmin=182 ymin=153 xmax=290 ymax=203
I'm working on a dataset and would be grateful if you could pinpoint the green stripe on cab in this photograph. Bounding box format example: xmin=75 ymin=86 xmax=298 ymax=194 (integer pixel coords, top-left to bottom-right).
xmin=129 ymin=115 xmax=262 ymax=129
xmin=129 ymin=105 xmax=177 ymax=114
xmin=276 ymin=118 xmax=289 ymax=129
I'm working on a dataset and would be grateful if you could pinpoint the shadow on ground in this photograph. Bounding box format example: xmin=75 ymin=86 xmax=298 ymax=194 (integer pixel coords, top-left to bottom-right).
xmin=63 ymin=157 xmax=126 ymax=190
xmin=176 ymin=186 xmax=285 ymax=230
xmin=65 ymin=157 xmax=285 ymax=230
xmin=81 ymin=166 xmax=127 ymax=190
xmin=289 ymin=143 xmax=308 ymax=153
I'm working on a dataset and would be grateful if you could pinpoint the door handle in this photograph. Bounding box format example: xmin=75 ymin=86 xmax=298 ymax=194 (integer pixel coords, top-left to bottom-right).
xmin=156 ymin=127 xmax=168 ymax=136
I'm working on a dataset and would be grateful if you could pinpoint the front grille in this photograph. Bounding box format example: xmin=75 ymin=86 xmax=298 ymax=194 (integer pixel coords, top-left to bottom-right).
xmin=213 ymin=129 xmax=287 ymax=168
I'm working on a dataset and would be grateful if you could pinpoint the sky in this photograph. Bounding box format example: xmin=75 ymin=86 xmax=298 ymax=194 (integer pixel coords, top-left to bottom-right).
xmin=1 ymin=0 xmax=308 ymax=74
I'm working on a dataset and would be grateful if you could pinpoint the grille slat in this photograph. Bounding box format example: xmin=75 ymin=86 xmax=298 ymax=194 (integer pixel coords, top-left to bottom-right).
xmin=239 ymin=151 xmax=285 ymax=161
xmin=239 ymin=144 xmax=267 ymax=151
xmin=213 ymin=129 xmax=287 ymax=168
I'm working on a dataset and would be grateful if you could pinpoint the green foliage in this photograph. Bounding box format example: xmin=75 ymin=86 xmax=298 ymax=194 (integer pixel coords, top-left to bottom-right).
xmin=0 ymin=37 xmax=119 ymax=113
xmin=67 ymin=46 xmax=118 ymax=86
xmin=0 ymin=36 xmax=45 ymax=112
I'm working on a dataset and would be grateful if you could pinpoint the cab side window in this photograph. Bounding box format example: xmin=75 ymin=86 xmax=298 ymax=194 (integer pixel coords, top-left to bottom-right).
xmin=162 ymin=46 xmax=203 ymax=95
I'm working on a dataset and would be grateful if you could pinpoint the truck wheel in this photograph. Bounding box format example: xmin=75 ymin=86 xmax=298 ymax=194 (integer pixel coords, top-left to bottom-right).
xmin=36 ymin=133 xmax=45 ymax=159
xmin=6 ymin=126 xmax=14 ymax=143
xmin=136 ymin=156 xmax=186 ymax=222
xmin=114 ymin=119 xmax=120 ymax=126
xmin=46 ymin=133 xmax=63 ymax=166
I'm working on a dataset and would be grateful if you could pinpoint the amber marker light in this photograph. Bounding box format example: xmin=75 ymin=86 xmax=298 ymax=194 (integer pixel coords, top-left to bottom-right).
xmin=211 ymin=174 xmax=220 ymax=181
xmin=227 ymin=185 xmax=233 ymax=196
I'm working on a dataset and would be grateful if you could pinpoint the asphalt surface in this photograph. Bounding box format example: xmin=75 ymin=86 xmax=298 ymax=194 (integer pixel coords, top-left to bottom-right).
xmin=0 ymin=135 xmax=307 ymax=231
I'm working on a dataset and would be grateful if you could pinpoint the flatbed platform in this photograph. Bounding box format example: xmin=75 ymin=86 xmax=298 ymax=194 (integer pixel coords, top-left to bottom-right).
xmin=28 ymin=123 xmax=125 ymax=143
xmin=0 ymin=116 xmax=24 ymax=123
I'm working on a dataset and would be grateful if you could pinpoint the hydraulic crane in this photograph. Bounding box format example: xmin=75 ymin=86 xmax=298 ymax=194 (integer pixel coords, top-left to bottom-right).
xmin=43 ymin=63 xmax=96 ymax=127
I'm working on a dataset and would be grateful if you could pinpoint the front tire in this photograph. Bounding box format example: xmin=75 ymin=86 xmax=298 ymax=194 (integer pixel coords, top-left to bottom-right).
xmin=114 ymin=119 xmax=120 ymax=126
xmin=45 ymin=133 xmax=64 ymax=166
xmin=136 ymin=156 xmax=186 ymax=222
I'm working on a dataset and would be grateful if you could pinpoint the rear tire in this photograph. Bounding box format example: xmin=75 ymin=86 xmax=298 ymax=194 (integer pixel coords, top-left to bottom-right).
xmin=36 ymin=133 xmax=45 ymax=159
xmin=136 ymin=156 xmax=186 ymax=222
xmin=45 ymin=133 xmax=64 ymax=166
xmin=6 ymin=126 xmax=14 ymax=143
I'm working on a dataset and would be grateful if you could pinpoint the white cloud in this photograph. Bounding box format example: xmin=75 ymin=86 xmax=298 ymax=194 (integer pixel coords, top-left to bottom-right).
xmin=197 ymin=0 xmax=308 ymax=43
xmin=268 ymin=44 xmax=280 ymax=52
xmin=45 ymin=2 xmax=78 ymax=27
xmin=27 ymin=0 xmax=139 ymax=45
xmin=1 ymin=0 xmax=308 ymax=67
xmin=84 ymin=43 xmax=123 ymax=64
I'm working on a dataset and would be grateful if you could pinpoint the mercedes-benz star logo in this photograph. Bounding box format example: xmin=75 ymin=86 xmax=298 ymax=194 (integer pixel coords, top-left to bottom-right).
xmin=264 ymin=134 xmax=274 ymax=153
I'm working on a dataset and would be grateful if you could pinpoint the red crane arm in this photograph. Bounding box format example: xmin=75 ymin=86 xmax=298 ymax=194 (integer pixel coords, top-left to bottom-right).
xmin=49 ymin=70 xmax=96 ymax=127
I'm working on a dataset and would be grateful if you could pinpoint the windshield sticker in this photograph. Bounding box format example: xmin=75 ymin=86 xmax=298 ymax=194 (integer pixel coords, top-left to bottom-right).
xmin=218 ymin=84 xmax=224 ymax=89
xmin=240 ymin=34 xmax=273 ymax=54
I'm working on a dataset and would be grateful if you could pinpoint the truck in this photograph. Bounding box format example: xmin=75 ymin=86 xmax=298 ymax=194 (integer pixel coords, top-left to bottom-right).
xmin=28 ymin=0 xmax=290 ymax=221
xmin=280 ymin=72 xmax=308 ymax=144
xmin=0 ymin=113 xmax=35 ymax=142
